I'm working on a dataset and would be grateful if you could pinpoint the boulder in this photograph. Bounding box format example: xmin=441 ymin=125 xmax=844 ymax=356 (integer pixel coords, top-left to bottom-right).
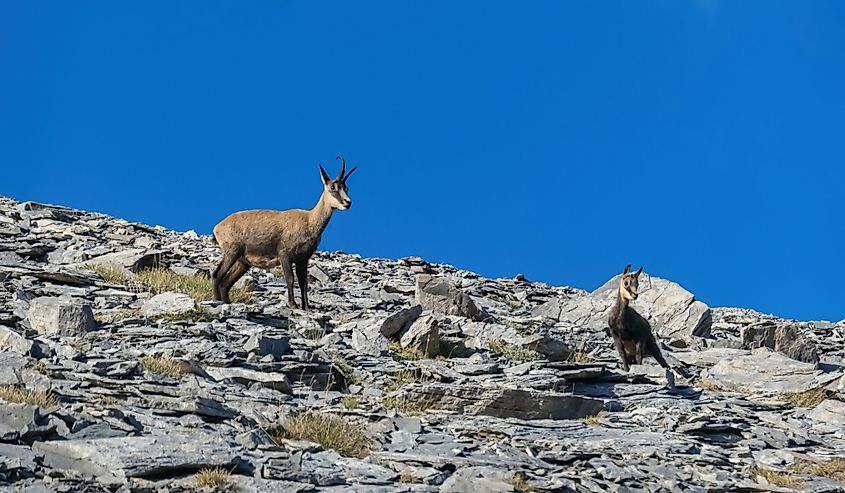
xmin=416 ymin=275 xmax=486 ymax=321
xmin=380 ymin=305 xmax=423 ymax=338
xmin=141 ymin=292 xmax=196 ymax=318
xmin=399 ymin=314 xmax=440 ymax=358
xmin=540 ymin=273 xmax=710 ymax=342
xmin=0 ymin=326 xmax=33 ymax=355
xmin=741 ymin=322 xmax=819 ymax=364
xmin=351 ymin=322 xmax=388 ymax=357
xmin=28 ymin=297 xmax=96 ymax=336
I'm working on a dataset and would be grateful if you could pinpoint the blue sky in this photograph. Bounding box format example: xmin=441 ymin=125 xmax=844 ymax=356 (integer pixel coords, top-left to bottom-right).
xmin=1 ymin=2 xmax=843 ymax=321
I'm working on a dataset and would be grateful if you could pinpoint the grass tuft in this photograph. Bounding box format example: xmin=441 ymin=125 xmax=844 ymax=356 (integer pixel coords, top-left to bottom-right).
xmin=780 ymin=387 xmax=831 ymax=408
xmin=388 ymin=341 xmax=425 ymax=361
xmin=140 ymin=356 xmax=188 ymax=378
xmin=89 ymin=263 xmax=131 ymax=284
xmin=0 ymin=385 xmax=59 ymax=407
xmin=792 ymin=458 xmax=845 ymax=481
xmin=488 ymin=339 xmax=540 ymax=362
xmin=697 ymin=379 xmax=725 ymax=392
xmin=192 ymin=466 xmax=233 ymax=489
xmin=90 ymin=265 xmax=253 ymax=304
xmin=155 ymin=307 xmax=213 ymax=323
xmin=751 ymin=466 xmax=804 ymax=488
xmin=268 ymin=412 xmax=371 ymax=458
xmin=383 ymin=394 xmax=434 ymax=415
xmin=582 ymin=414 xmax=603 ymax=426
xmin=341 ymin=396 xmax=361 ymax=410
xmin=566 ymin=350 xmax=593 ymax=364
xmin=505 ymin=471 xmax=537 ymax=492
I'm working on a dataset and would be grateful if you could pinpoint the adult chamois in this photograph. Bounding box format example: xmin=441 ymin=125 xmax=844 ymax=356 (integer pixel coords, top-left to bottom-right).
xmin=607 ymin=264 xmax=676 ymax=389
xmin=211 ymin=156 xmax=358 ymax=310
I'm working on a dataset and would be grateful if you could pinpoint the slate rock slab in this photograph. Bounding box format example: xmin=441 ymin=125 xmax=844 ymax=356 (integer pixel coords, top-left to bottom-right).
xmin=33 ymin=429 xmax=240 ymax=482
xmin=395 ymin=382 xmax=603 ymax=420
xmin=703 ymin=348 xmax=838 ymax=394
xmin=28 ymin=297 xmax=96 ymax=336
xmin=741 ymin=322 xmax=819 ymax=364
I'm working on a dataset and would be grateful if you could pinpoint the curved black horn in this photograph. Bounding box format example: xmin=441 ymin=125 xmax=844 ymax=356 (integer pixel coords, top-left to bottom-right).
xmin=336 ymin=155 xmax=346 ymax=180
xmin=343 ymin=166 xmax=358 ymax=182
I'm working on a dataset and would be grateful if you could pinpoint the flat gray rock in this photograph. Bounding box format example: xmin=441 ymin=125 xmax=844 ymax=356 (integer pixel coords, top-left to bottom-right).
xmin=140 ymin=292 xmax=196 ymax=318
xmin=33 ymin=429 xmax=240 ymax=482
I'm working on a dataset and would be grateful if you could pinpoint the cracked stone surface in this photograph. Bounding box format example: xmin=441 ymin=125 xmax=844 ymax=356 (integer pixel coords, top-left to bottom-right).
xmin=0 ymin=195 xmax=844 ymax=492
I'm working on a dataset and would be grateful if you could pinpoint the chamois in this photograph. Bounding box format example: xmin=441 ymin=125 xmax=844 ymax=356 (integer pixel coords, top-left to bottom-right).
xmin=211 ymin=156 xmax=358 ymax=310
xmin=607 ymin=264 xmax=676 ymax=389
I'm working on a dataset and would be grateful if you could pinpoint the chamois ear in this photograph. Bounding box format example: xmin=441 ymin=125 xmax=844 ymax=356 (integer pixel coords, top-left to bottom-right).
xmin=319 ymin=165 xmax=331 ymax=186
xmin=623 ymin=264 xmax=631 ymax=275
xmin=635 ymin=266 xmax=643 ymax=277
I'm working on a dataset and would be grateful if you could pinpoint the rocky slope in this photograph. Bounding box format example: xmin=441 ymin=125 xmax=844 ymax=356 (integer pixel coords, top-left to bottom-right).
xmin=0 ymin=195 xmax=844 ymax=493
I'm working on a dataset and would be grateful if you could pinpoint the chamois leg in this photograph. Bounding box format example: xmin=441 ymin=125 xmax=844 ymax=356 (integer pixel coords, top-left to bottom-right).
xmin=647 ymin=339 xmax=670 ymax=369
xmin=295 ymin=261 xmax=309 ymax=311
xmin=635 ymin=340 xmax=646 ymax=366
xmin=278 ymin=256 xmax=298 ymax=309
xmin=612 ymin=334 xmax=630 ymax=372
xmin=213 ymin=252 xmax=240 ymax=302
xmin=219 ymin=260 xmax=249 ymax=304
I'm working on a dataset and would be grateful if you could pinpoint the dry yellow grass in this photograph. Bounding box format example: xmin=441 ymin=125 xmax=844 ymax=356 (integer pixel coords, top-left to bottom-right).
xmin=751 ymin=466 xmax=804 ymax=488
xmin=268 ymin=413 xmax=371 ymax=458
xmin=383 ymin=394 xmax=435 ymax=415
xmin=90 ymin=265 xmax=253 ymax=304
xmin=140 ymin=356 xmax=188 ymax=378
xmin=582 ymin=414 xmax=603 ymax=426
xmin=399 ymin=469 xmax=420 ymax=483
xmin=488 ymin=339 xmax=540 ymax=362
xmin=697 ymin=379 xmax=724 ymax=392
xmin=388 ymin=341 xmax=425 ymax=361
xmin=567 ymin=350 xmax=593 ymax=364
xmin=0 ymin=385 xmax=59 ymax=407
xmin=89 ymin=263 xmax=131 ymax=284
xmin=192 ymin=466 xmax=233 ymax=489
xmin=792 ymin=458 xmax=845 ymax=481
xmin=780 ymin=387 xmax=831 ymax=408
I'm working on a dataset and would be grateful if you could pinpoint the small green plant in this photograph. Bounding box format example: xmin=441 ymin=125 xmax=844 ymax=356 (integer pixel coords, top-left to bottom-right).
xmin=792 ymin=458 xmax=845 ymax=481
xmin=268 ymin=412 xmax=371 ymax=458
xmin=388 ymin=341 xmax=425 ymax=361
xmin=192 ymin=466 xmax=233 ymax=489
xmin=488 ymin=339 xmax=540 ymax=362
xmin=780 ymin=387 xmax=831 ymax=408
xmin=341 ymin=396 xmax=361 ymax=410
xmin=155 ymin=307 xmax=213 ymax=323
xmin=0 ymin=385 xmax=59 ymax=407
xmin=327 ymin=353 xmax=361 ymax=386
xmin=140 ymin=356 xmax=188 ymax=378
xmin=750 ymin=466 xmax=804 ymax=488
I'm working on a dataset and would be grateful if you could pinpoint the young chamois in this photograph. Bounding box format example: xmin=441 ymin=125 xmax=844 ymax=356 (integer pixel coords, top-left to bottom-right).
xmin=607 ymin=264 xmax=675 ymax=389
xmin=211 ymin=156 xmax=358 ymax=310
